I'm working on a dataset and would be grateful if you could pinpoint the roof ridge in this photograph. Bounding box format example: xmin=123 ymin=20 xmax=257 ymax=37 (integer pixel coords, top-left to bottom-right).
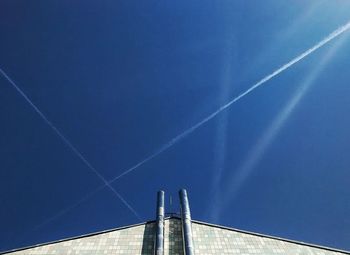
xmin=2 ymin=216 xmax=349 ymax=255
xmin=0 ymin=219 xmax=156 ymax=254
xmin=192 ymin=219 xmax=350 ymax=254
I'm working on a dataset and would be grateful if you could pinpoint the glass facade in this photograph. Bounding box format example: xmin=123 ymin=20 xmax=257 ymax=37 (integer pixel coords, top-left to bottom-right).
xmin=192 ymin=222 xmax=346 ymax=255
xmin=5 ymin=223 xmax=156 ymax=255
xmin=2 ymin=218 xmax=348 ymax=255
xmin=164 ymin=218 xmax=183 ymax=255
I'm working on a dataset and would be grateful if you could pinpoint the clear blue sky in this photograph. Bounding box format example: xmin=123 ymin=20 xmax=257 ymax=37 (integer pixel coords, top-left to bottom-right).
xmin=1 ymin=0 xmax=350 ymax=252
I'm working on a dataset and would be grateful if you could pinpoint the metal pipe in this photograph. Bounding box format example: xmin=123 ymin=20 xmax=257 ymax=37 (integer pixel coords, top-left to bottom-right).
xmin=179 ymin=189 xmax=195 ymax=255
xmin=155 ymin=190 xmax=165 ymax=255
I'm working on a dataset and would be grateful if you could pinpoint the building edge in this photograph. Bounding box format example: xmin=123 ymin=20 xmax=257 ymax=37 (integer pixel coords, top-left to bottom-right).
xmin=1 ymin=216 xmax=349 ymax=255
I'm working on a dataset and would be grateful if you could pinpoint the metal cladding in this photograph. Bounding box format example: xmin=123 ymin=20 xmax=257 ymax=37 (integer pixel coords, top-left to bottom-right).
xmin=155 ymin=191 xmax=165 ymax=255
xmin=179 ymin=189 xmax=195 ymax=255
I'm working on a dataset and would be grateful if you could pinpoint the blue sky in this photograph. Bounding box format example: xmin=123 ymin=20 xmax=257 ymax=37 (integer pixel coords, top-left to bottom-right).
xmin=1 ymin=0 xmax=350 ymax=252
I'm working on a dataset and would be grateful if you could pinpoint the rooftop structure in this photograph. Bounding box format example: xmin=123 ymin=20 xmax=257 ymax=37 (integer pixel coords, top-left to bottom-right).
xmin=2 ymin=190 xmax=349 ymax=255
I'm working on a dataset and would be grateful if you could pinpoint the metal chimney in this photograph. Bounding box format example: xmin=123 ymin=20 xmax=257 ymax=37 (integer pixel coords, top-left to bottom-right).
xmin=179 ymin=189 xmax=195 ymax=255
xmin=155 ymin=190 xmax=165 ymax=255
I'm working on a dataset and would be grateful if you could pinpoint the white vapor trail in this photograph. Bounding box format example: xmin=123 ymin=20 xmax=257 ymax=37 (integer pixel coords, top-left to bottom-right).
xmin=0 ymin=68 xmax=141 ymax=221
xmin=9 ymin=184 xmax=106 ymax=245
xmin=108 ymin=20 xmax=350 ymax=184
xmin=31 ymin=184 xmax=107 ymax=231
xmin=5 ymin=19 xmax=349 ymax=232
xmin=216 ymin=33 xmax=349 ymax=218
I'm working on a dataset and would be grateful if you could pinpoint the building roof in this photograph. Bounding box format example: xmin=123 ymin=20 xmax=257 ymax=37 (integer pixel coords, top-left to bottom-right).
xmin=1 ymin=216 xmax=349 ymax=255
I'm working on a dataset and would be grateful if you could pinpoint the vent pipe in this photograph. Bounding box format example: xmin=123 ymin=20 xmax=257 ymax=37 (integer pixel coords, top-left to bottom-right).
xmin=155 ymin=190 xmax=165 ymax=255
xmin=179 ymin=189 xmax=195 ymax=255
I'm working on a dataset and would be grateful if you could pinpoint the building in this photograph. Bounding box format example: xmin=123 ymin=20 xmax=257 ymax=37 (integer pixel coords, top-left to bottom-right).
xmin=1 ymin=190 xmax=349 ymax=255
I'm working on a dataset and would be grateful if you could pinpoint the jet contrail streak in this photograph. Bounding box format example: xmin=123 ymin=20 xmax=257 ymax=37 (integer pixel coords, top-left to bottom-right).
xmin=32 ymin=184 xmax=107 ymax=231
xmin=3 ymin=19 xmax=349 ymax=231
xmin=11 ymin=184 xmax=106 ymax=245
xmin=0 ymin=68 xmax=141 ymax=221
xmin=108 ymin=20 xmax=350 ymax=184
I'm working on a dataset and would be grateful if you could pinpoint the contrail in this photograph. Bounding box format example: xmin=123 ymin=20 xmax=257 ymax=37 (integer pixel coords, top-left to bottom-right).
xmin=216 ymin=33 xmax=349 ymax=218
xmin=9 ymin=184 xmax=106 ymax=246
xmin=0 ymin=68 xmax=141 ymax=221
xmin=31 ymin=184 xmax=107 ymax=231
xmin=4 ymin=19 xmax=349 ymax=232
xmin=108 ymin=20 xmax=350 ymax=184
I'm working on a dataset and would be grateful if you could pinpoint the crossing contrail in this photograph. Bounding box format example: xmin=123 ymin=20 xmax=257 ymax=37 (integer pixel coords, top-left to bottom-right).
xmin=108 ymin=20 xmax=350 ymax=184
xmin=0 ymin=68 xmax=141 ymax=221
xmin=3 ymin=19 xmax=350 ymax=231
